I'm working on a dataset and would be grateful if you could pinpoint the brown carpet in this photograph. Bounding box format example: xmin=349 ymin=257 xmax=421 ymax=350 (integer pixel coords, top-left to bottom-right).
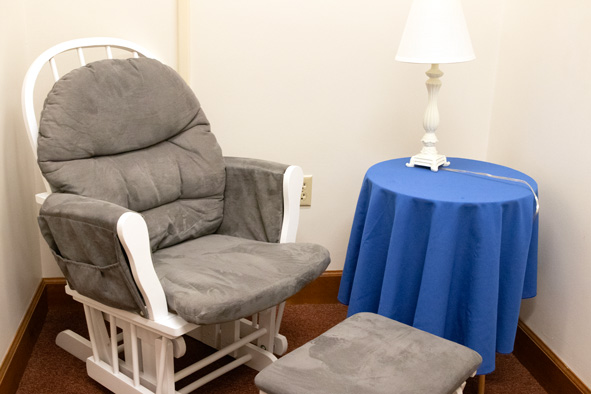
xmin=17 ymin=301 xmax=547 ymax=393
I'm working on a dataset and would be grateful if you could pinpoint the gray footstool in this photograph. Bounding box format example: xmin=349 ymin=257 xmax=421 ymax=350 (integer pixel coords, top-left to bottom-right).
xmin=255 ymin=312 xmax=482 ymax=394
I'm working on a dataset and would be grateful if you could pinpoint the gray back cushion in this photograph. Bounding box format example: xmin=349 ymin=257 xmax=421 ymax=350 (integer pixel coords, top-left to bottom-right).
xmin=38 ymin=58 xmax=226 ymax=250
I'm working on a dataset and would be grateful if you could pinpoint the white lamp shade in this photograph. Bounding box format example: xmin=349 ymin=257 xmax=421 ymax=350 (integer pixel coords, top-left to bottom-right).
xmin=396 ymin=0 xmax=475 ymax=64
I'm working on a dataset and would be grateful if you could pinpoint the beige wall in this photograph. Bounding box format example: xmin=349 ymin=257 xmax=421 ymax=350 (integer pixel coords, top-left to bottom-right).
xmin=185 ymin=0 xmax=504 ymax=269
xmin=487 ymin=0 xmax=591 ymax=386
xmin=0 ymin=0 xmax=43 ymax=366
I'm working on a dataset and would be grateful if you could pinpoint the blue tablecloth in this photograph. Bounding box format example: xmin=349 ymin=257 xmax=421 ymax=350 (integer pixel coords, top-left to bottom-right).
xmin=338 ymin=158 xmax=538 ymax=374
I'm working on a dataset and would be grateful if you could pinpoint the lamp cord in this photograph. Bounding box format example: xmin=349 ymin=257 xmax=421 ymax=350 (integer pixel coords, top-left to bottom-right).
xmin=440 ymin=168 xmax=540 ymax=218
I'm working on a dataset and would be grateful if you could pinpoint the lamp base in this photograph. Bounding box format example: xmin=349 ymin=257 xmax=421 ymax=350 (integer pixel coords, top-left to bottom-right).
xmin=406 ymin=153 xmax=450 ymax=172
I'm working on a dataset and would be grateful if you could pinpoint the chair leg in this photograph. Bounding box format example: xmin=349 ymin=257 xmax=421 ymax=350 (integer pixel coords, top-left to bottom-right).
xmin=63 ymin=295 xmax=284 ymax=393
xmin=56 ymin=329 xmax=92 ymax=361
xmin=454 ymin=381 xmax=467 ymax=394
xmin=155 ymin=337 xmax=174 ymax=394
xmin=238 ymin=305 xmax=288 ymax=356
xmin=84 ymin=305 xmax=112 ymax=363
xmin=257 ymin=306 xmax=276 ymax=352
xmin=220 ymin=320 xmax=240 ymax=358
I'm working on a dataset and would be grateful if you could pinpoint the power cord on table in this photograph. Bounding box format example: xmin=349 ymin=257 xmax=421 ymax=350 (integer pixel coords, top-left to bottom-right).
xmin=440 ymin=168 xmax=540 ymax=217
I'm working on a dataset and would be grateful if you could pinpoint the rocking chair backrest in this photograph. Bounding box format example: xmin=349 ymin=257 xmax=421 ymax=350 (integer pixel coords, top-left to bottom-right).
xmin=21 ymin=38 xmax=158 ymax=193
xmin=24 ymin=38 xmax=227 ymax=251
xmin=37 ymin=58 xmax=226 ymax=251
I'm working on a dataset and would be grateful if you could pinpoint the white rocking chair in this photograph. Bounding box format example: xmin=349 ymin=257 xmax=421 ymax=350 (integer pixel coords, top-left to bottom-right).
xmin=22 ymin=38 xmax=330 ymax=394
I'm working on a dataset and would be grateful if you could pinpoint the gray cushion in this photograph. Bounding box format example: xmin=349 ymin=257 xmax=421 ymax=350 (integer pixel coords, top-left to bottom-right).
xmin=152 ymin=234 xmax=331 ymax=325
xmin=38 ymin=193 xmax=146 ymax=316
xmin=38 ymin=58 xmax=225 ymax=250
xmin=217 ymin=157 xmax=289 ymax=243
xmin=255 ymin=312 xmax=482 ymax=394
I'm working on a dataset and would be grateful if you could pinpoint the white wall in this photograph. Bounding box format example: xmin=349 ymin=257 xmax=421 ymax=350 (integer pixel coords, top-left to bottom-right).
xmin=186 ymin=0 xmax=503 ymax=270
xmin=487 ymin=0 xmax=591 ymax=386
xmin=0 ymin=0 xmax=43 ymax=367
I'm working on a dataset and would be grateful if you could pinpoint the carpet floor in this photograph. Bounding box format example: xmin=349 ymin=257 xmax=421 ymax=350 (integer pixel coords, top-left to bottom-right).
xmin=17 ymin=301 xmax=547 ymax=393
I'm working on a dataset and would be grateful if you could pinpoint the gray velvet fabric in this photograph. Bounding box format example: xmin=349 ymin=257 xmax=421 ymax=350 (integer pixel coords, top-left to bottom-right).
xmin=152 ymin=234 xmax=330 ymax=325
xmin=216 ymin=157 xmax=288 ymax=243
xmin=38 ymin=58 xmax=225 ymax=250
xmin=255 ymin=312 xmax=482 ymax=394
xmin=38 ymin=193 xmax=147 ymax=316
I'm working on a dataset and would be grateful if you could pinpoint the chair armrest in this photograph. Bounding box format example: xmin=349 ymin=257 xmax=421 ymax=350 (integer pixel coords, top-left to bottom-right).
xmin=38 ymin=193 xmax=168 ymax=321
xmin=217 ymin=157 xmax=303 ymax=243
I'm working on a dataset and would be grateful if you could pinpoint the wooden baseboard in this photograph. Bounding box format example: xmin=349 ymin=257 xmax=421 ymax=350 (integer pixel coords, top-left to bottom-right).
xmin=514 ymin=320 xmax=590 ymax=394
xmin=43 ymin=277 xmax=72 ymax=308
xmin=37 ymin=272 xmax=344 ymax=306
xmin=0 ymin=280 xmax=48 ymax=394
xmin=286 ymin=270 xmax=342 ymax=305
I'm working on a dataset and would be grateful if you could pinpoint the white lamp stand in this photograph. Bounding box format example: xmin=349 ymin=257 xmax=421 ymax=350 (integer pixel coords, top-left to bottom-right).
xmin=396 ymin=0 xmax=475 ymax=172
xmin=406 ymin=64 xmax=450 ymax=172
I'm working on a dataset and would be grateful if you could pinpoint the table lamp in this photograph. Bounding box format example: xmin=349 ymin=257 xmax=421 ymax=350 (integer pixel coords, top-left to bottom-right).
xmin=396 ymin=0 xmax=475 ymax=172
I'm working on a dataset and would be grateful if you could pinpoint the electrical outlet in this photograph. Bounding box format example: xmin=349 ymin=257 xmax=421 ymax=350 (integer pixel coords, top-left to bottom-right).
xmin=300 ymin=175 xmax=313 ymax=206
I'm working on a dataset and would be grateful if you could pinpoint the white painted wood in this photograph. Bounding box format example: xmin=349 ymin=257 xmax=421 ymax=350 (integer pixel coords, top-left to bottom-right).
xmin=87 ymin=358 xmax=156 ymax=394
xmin=66 ymin=285 xmax=197 ymax=338
xmin=220 ymin=320 xmax=240 ymax=358
xmin=49 ymin=58 xmax=59 ymax=81
xmin=275 ymin=301 xmax=285 ymax=336
xmin=55 ymin=329 xmax=93 ymax=361
xmin=170 ymin=336 xmax=186 ymax=359
xmin=406 ymin=64 xmax=451 ymax=172
xmin=120 ymin=320 xmax=135 ymax=381
xmin=238 ymin=317 xmax=287 ymax=356
xmin=177 ymin=355 xmax=252 ymax=394
xmin=279 ymin=165 xmax=303 ymax=243
xmin=130 ymin=324 xmax=140 ymax=387
xmin=239 ymin=343 xmax=277 ymax=371
xmin=83 ymin=305 xmax=100 ymax=362
xmin=454 ymin=381 xmax=467 ymax=394
xmin=110 ymin=317 xmax=120 ymax=375
xmin=256 ymin=307 xmax=276 ymax=352
xmin=35 ymin=192 xmax=49 ymax=205
xmin=272 ymin=334 xmax=288 ymax=357
xmin=138 ymin=331 xmax=157 ymax=384
xmin=154 ymin=338 xmax=174 ymax=394
xmin=116 ymin=212 xmax=168 ymax=322
xmin=77 ymin=47 xmax=86 ymax=66
xmin=175 ymin=327 xmax=267 ymax=382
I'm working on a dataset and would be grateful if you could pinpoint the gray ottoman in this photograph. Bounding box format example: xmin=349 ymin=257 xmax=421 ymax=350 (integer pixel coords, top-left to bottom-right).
xmin=255 ymin=312 xmax=482 ymax=394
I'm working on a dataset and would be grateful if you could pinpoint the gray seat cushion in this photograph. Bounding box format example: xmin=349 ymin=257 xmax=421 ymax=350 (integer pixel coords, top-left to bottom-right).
xmin=255 ymin=312 xmax=482 ymax=394
xmin=152 ymin=234 xmax=330 ymax=325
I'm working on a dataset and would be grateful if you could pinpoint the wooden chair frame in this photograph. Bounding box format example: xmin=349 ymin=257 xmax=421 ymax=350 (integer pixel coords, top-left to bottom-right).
xmin=22 ymin=37 xmax=303 ymax=394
